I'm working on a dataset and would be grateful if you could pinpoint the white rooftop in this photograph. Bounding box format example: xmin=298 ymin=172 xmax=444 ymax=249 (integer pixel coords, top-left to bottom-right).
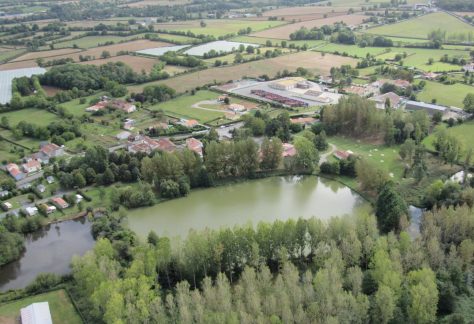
xmin=135 ymin=45 xmax=190 ymax=57
xmin=183 ymin=40 xmax=259 ymax=56
xmin=20 ymin=302 xmax=52 ymax=324
xmin=0 ymin=67 xmax=46 ymax=104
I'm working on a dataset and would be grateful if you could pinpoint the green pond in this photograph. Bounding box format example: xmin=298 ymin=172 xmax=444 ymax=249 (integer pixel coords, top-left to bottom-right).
xmin=127 ymin=176 xmax=370 ymax=238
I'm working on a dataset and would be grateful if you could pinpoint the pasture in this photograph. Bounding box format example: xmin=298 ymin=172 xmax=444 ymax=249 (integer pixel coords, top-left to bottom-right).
xmin=78 ymin=55 xmax=161 ymax=73
xmin=10 ymin=48 xmax=83 ymax=62
xmin=53 ymin=35 xmax=146 ymax=49
xmin=0 ymin=49 xmax=26 ymax=63
xmin=251 ymin=14 xmax=367 ymax=39
xmin=0 ymin=289 xmax=83 ymax=324
xmin=128 ymin=51 xmax=357 ymax=93
xmin=0 ymin=108 xmax=58 ymax=127
xmin=416 ymin=81 xmax=474 ymax=108
xmin=157 ymin=19 xmax=286 ymax=38
xmin=232 ymin=35 xmax=327 ymax=48
xmin=314 ymin=43 xmax=388 ymax=58
xmin=365 ymin=12 xmax=474 ymax=40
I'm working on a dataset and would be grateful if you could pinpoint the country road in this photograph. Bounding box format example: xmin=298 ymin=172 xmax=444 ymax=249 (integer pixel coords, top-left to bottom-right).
xmin=319 ymin=143 xmax=336 ymax=165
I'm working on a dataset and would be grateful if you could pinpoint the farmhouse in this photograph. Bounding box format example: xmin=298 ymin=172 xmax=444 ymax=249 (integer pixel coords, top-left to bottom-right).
xmin=40 ymin=143 xmax=64 ymax=159
xmin=22 ymin=160 xmax=42 ymax=174
xmin=282 ymin=143 xmax=297 ymax=158
xmin=110 ymin=100 xmax=137 ymax=113
xmin=86 ymin=100 xmax=108 ymax=112
xmin=186 ymin=137 xmax=204 ymax=157
xmin=405 ymin=100 xmax=447 ymax=116
xmin=370 ymin=92 xmax=403 ymax=110
xmin=290 ymin=117 xmax=317 ymax=126
xmin=6 ymin=163 xmax=25 ymax=181
xmin=20 ymin=302 xmax=52 ymax=324
xmin=334 ymin=150 xmax=353 ymax=160
xmin=51 ymin=197 xmax=69 ymax=209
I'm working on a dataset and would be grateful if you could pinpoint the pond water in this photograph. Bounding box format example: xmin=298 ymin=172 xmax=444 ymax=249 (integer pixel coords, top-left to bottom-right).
xmin=0 ymin=217 xmax=94 ymax=292
xmin=127 ymin=176 xmax=370 ymax=238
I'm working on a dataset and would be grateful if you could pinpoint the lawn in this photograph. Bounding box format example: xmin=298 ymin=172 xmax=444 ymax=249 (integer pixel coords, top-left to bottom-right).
xmin=163 ymin=19 xmax=286 ymax=38
xmin=0 ymin=108 xmax=58 ymax=127
xmin=416 ymin=80 xmax=474 ymax=108
xmin=0 ymin=289 xmax=83 ymax=324
xmin=149 ymin=90 xmax=225 ymax=123
xmin=423 ymin=121 xmax=474 ymax=157
xmin=328 ymin=136 xmax=405 ymax=179
xmin=365 ymin=12 xmax=474 ymax=40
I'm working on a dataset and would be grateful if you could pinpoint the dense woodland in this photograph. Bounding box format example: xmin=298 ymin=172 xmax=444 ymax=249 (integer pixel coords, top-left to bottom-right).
xmin=65 ymin=204 xmax=474 ymax=323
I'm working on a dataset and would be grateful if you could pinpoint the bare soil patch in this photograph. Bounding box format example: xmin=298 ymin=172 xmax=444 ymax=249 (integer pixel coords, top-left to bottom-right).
xmin=0 ymin=60 xmax=38 ymax=71
xmin=129 ymin=51 xmax=356 ymax=93
xmin=42 ymin=85 xmax=62 ymax=96
xmin=252 ymin=14 xmax=367 ymax=39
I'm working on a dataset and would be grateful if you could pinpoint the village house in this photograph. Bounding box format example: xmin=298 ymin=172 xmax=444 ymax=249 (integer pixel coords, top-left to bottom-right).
xmin=24 ymin=206 xmax=38 ymax=216
xmin=282 ymin=143 xmax=297 ymax=158
xmin=370 ymin=92 xmax=403 ymax=110
xmin=86 ymin=100 xmax=108 ymax=112
xmin=178 ymin=119 xmax=199 ymax=128
xmin=22 ymin=160 xmax=41 ymax=174
xmin=290 ymin=117 xmax=317 ymax=126
xmin=186 ymin=137 xmax=204 ymax=157
xmin=128 ymin=136 xmax=176 ymax=154
xmin=30 ymin=143 xmax=65 ymax=164
xmin=41 ymin=203 xmax=56 ymax=214
xmin=342 ymin=85 xmax=376 ymax=97
xmin=46 ymin=176 xmax=55 ymax=184
xmin=2 ymin=201 xmax=12 ymax=210
xmin=6 ymin=163 xmax=25 ymax=181
xmin=123 ymin=118 xmax=136 ymax=130
xmin=116 ymin=130 xmax=132 ymax=141
xmin=76 ymin=194 xmax=84 ymax=203
xmin=462 ymin=63 xmax=474 ymax=73
xmin=51 ymin=197 xmax=69 ymax=209
xmin=156 ymin=138 xmax=176 ymax=152
xmin=333 ymin=150 xmax=353 ymax=160
xmin=110 ymin=100 xmax=136 ymax=113
xmin=37 ymin=184 xmax=46 ymax=193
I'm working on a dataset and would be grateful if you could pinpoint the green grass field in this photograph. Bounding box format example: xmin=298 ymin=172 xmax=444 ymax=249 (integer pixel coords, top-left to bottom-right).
xmin=155 ymin=33 xmax=199 ymax=44
xmin=328 ymin=136 xmax=405 ymax=179
xmin=54 ymin=35 xmax=144 ymax=49
xmin=0 ymin=49 xmax=26 ymax=63
xmin=150 ymin=90 xmax=225 ymax=123
xmin=0 ymin=108 xmax=58 ymax=127
xmin=401 ymin=47 xmax=469 ymax=72
xmin=314 ymin=43 xmax=388 ymax=58
xmin=168 ymin=20 xmax=286 ymax=38
xmin=0 ymin=290 xmax=83 ymax=324
xmin=365 ymin=12 xmax=474 ymax=40
xmin=232 ymin=35 xmax=327 ymax=48
xmin=416 ymin=81 xmax=474 ymax=108
xmin=423 ymin=121 xmax=474 ymax=159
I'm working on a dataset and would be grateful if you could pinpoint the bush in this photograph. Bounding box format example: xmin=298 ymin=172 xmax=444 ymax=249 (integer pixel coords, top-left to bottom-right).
xmin=25 ymin=273 xmax=62 ymax=294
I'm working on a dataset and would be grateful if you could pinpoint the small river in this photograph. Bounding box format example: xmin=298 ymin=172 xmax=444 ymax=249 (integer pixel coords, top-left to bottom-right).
xmin=0 ymin=217 xmax=94 ymax=292
xmin=127 ymin=176 xmax=370 ymax=238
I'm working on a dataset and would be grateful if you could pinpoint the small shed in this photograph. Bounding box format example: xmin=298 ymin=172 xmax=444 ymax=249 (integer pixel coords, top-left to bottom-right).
xmin=20 ymin=302 xmax=52 ymax=324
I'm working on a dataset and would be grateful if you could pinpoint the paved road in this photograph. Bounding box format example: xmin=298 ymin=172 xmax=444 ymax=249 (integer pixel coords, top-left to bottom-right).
xmin=216 ymin=122 xmax=244 ymax=140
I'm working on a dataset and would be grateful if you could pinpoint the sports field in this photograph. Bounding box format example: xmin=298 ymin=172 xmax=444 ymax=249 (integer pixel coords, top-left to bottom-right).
xmin=0 ymin=290 xmax=83 ymax=324
xmin=365 ymin=12 xmax=474 ymax=40
xmin=416 ymin=81 xmax=474 ymax=108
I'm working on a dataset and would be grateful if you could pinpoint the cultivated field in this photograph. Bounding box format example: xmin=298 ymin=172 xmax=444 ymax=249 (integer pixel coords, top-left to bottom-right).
xmin=252 ymin=14 xmax=368 ymax=39
xmin=314 ymin=43 xmax=388 ymax=57
xmin=262 ymin=5 xmax=355 ymax=21
xmin=52 ymin=35 xmax=146 ymax=49
xmin=11 ymin=48 xmax=82 ymax=62
xmin=365 ymin=12 xmax=474 ymax=40
xmin=0 ymin=290 xmax=82 ymax=324
xmin=120 ymin=0 xmax=191 ymax=7
xmin=0 ymin=60 xmax=38 ymax=71
xmin=232 ymin=35 xmax=327 ymax=48
xmin=155 ymin=19 xmax=287 ymax=38
xmin=129 ymin=51 xmax=357 ymax=93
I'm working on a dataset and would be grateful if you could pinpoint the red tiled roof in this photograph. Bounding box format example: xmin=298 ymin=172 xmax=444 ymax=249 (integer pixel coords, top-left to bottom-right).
xmin=40 ymin=143 xmax=60 ymax=156
xmin=282 ymin=143 xmax=297 ymax=157
xmin=157 ymin=138 xmax=176 ymax=152
xmin=186 ymin=138 xmax=203 ymax=155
